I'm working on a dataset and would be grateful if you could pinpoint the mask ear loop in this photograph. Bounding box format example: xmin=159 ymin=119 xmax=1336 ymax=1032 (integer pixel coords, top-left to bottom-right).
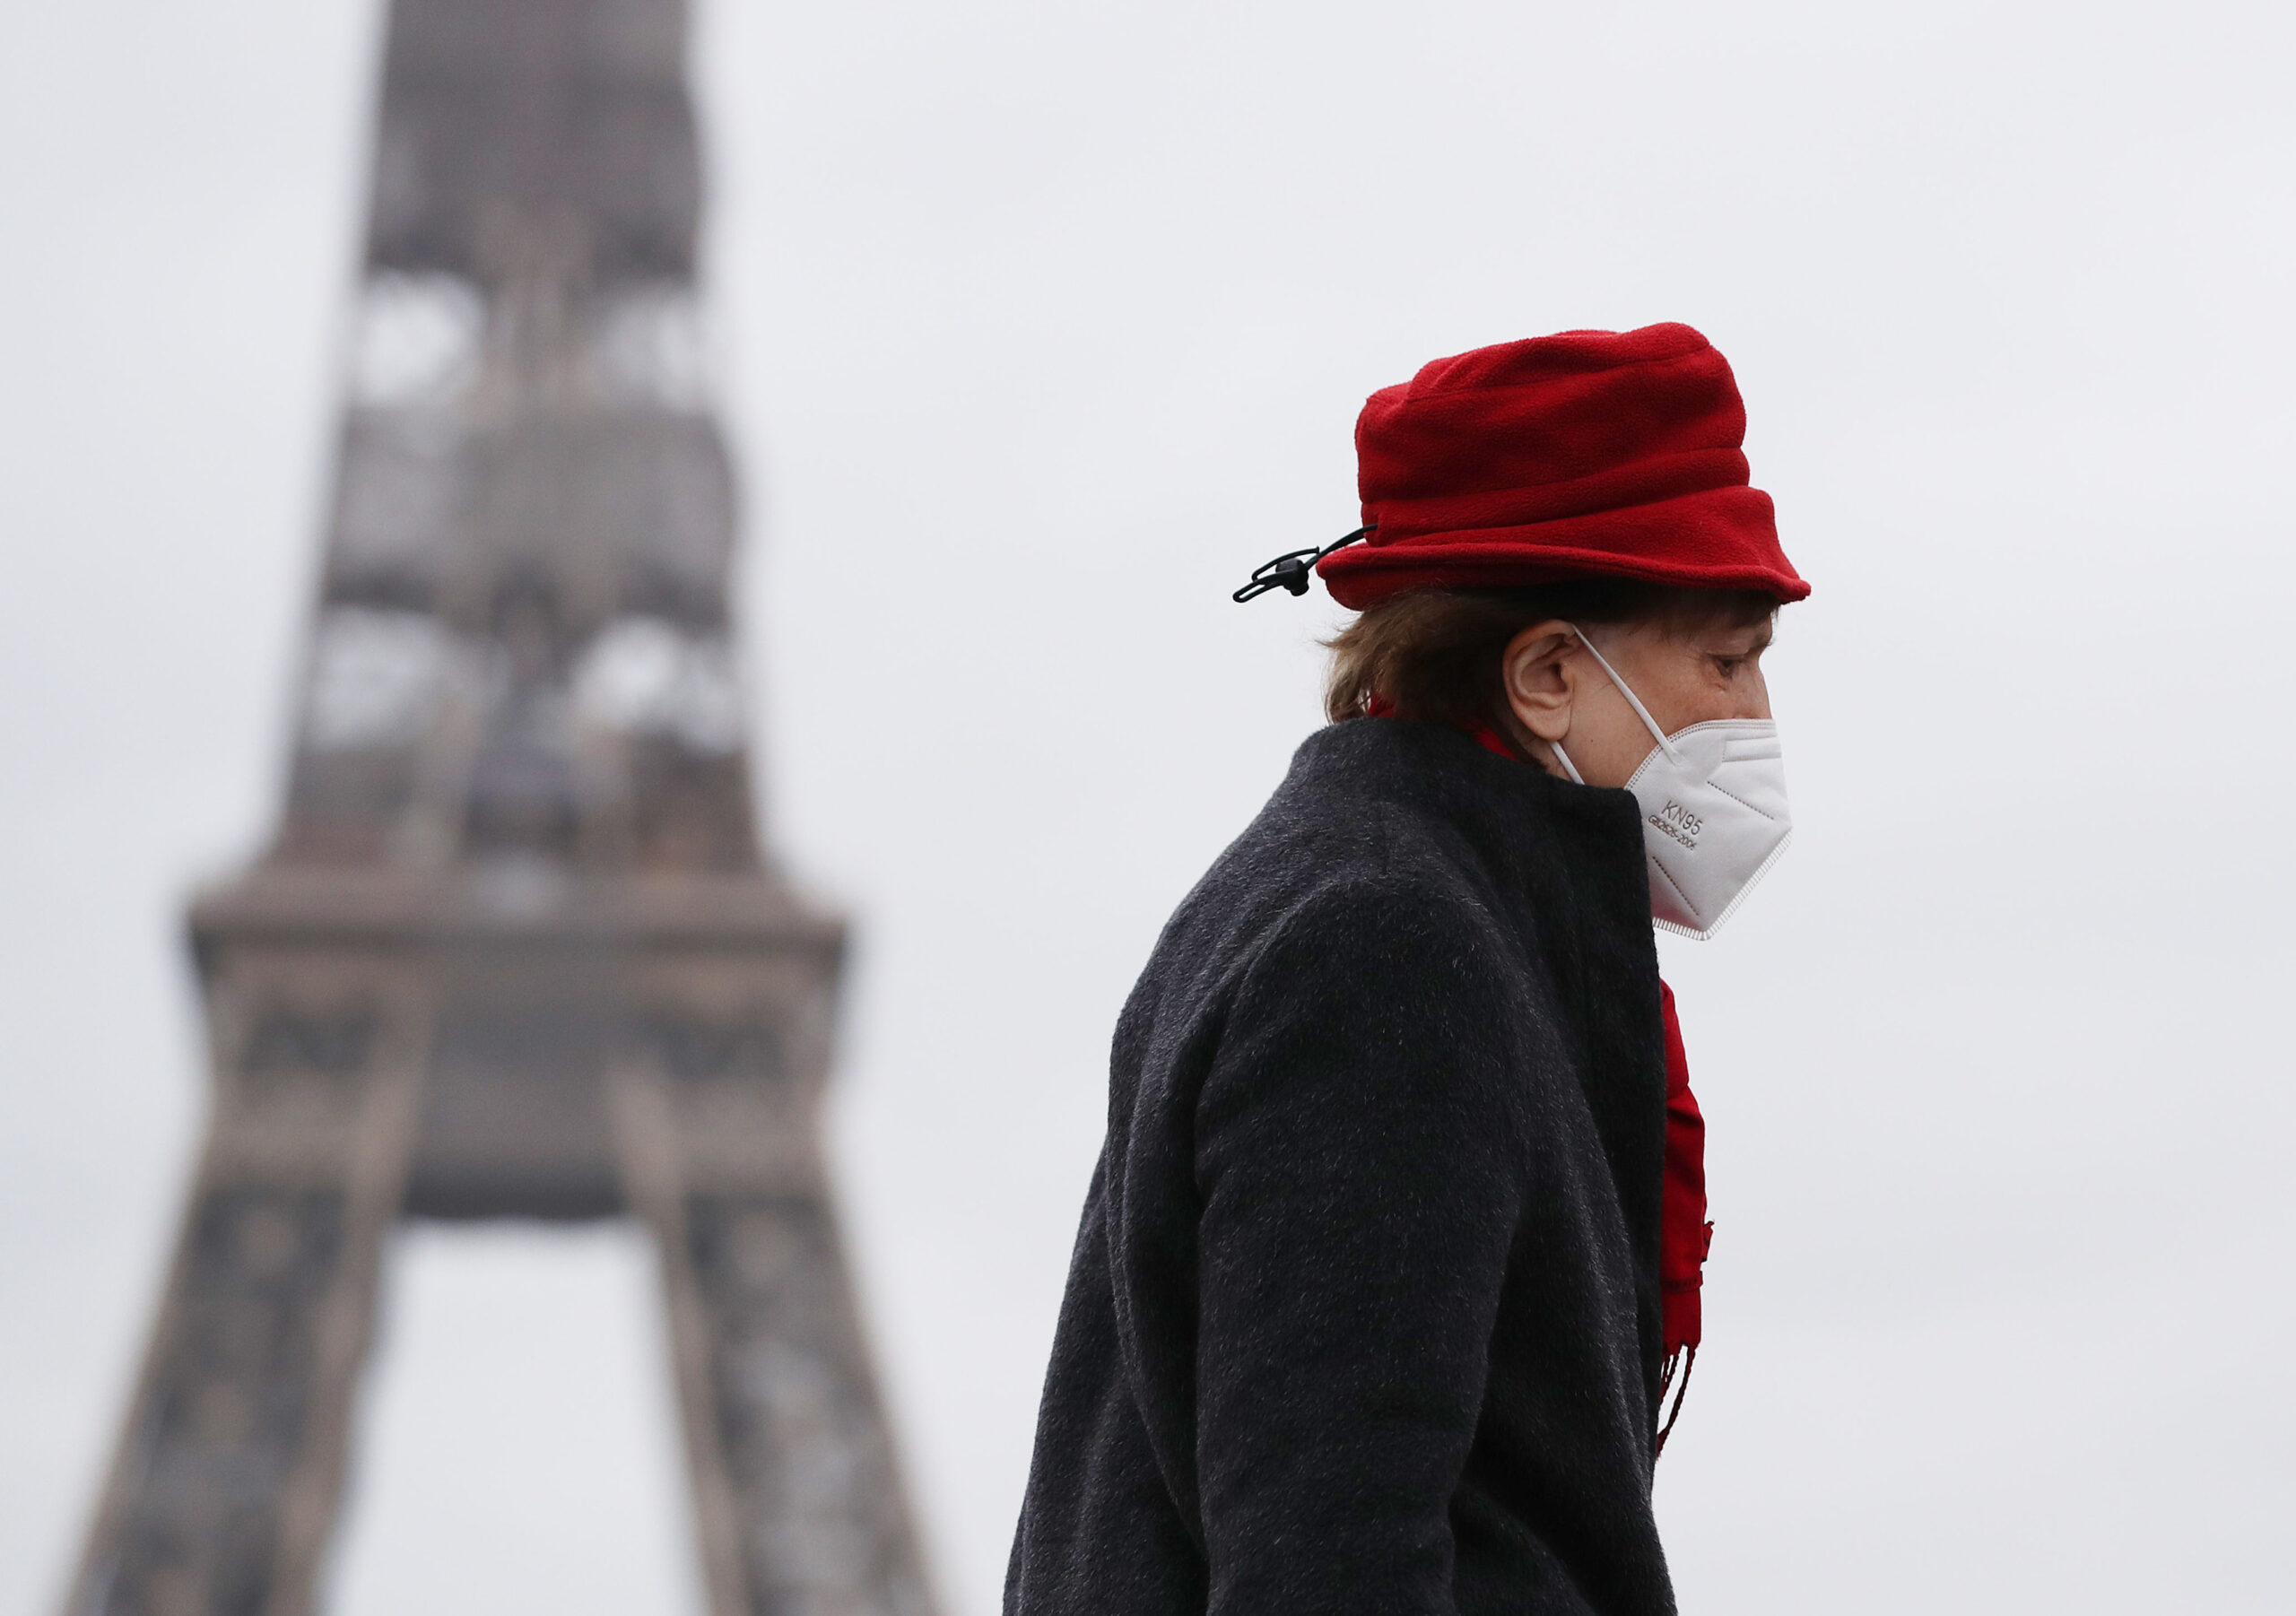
xmin=1561 ymin=622 xmax=1683 ymax=765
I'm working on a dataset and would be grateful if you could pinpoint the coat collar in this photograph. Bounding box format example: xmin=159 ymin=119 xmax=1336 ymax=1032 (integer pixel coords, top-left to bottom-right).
xmin=1283 ymin=715 xmax=1653 ymax=925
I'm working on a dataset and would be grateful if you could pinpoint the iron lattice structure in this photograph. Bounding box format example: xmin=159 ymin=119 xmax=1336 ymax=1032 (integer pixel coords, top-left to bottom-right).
xmin=61 ymin=4 xmax=937 ymax=1614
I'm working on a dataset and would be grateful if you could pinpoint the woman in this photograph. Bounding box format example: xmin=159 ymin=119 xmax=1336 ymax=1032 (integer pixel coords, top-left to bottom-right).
xmin=1006 ymin=324 xmax=1807 ymax=1616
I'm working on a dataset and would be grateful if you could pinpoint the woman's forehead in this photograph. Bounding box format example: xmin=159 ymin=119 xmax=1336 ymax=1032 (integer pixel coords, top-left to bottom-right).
xmin=1648 ymin=611 xmax=1774 ymax=651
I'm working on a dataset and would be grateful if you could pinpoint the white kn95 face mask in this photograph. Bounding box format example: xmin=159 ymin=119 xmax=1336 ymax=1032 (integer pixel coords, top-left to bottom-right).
xmin=1548 ymin=625 xmax=1792 ymax=940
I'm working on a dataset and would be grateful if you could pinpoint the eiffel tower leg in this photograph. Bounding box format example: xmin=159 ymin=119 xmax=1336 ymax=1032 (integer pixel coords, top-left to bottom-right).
xmin=613 ymin=1051 xmax=935 ymax=1616
xmin=62 ymin=959 xmax=430 ymax=1616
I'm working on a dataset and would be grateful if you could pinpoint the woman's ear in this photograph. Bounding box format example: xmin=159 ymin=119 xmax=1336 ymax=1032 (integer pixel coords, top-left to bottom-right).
xmin=1501 ymin=621 xmax=1581 ymax=743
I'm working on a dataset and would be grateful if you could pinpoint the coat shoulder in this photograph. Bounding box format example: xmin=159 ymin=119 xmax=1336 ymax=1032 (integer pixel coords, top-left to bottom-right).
xmin=1146 ymin=784 xmax=1516 ymax=1020
xmin=1113 ymin=747 xmax=1553 ymax=1127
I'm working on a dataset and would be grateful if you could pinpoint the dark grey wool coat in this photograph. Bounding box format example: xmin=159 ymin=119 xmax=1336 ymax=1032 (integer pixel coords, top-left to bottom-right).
xmin=1005 ymin=717 xmax=1677 ymax=1616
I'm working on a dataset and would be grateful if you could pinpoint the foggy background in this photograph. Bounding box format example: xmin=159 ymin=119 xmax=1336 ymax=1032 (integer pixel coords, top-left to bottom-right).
xmin=3 ymin=0 xmax=2290 ymax=1612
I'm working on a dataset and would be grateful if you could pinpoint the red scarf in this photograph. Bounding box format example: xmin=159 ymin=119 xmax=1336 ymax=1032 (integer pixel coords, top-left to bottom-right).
xmin=1656 ymin=981 xmax=1707 ymax=1452
xmin=1453 ymin=716 xmax=1711 ymax=1450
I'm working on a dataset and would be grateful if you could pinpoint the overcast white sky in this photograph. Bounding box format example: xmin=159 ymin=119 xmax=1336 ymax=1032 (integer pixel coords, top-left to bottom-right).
xmin=3 ymin=1 xmax=2292 ymax=1612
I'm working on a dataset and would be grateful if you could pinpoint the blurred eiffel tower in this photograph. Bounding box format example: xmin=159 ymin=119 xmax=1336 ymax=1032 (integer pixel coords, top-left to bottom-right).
xmin=59 ymin=4 xmax=936 ymax=1614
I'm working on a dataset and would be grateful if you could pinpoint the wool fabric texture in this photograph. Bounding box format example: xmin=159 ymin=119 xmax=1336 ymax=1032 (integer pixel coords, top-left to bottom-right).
xmin=1006 ymin=718 xmax=1678 ymax=1616
xmin=1467 ymin=722 xmax=1709 ymax=1368
xmin=1319 ymin=323 xmax=1809 ymax=609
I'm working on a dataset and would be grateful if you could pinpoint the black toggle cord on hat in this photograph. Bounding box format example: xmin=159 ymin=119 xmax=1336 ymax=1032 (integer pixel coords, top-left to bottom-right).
xmin=1231 ymin=526 xmax=1374 ymax=604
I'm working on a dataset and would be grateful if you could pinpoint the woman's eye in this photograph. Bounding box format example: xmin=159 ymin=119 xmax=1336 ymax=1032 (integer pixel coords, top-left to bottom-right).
xmin=1712 ymin=656 xmax=1744 ymax=677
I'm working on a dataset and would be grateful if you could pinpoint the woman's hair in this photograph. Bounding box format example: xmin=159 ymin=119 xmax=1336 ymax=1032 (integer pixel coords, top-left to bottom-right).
xmin=1323 ymin=582 xmax=1778 ymax=728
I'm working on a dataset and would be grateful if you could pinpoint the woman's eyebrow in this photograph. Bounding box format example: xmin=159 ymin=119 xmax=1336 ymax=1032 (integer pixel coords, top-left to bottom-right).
xmin=1709 ymin=626 xmax=1771 ymax=655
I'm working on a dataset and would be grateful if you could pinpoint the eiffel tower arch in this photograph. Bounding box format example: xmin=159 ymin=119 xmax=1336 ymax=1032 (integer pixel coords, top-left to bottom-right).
xmin=59 ymin=4 xmax=938 ymax=1613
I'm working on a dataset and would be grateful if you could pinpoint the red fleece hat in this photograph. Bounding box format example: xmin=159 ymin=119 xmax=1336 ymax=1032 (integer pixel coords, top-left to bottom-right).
xmin=1318 ymin=323 xmax=1809 ymax=610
